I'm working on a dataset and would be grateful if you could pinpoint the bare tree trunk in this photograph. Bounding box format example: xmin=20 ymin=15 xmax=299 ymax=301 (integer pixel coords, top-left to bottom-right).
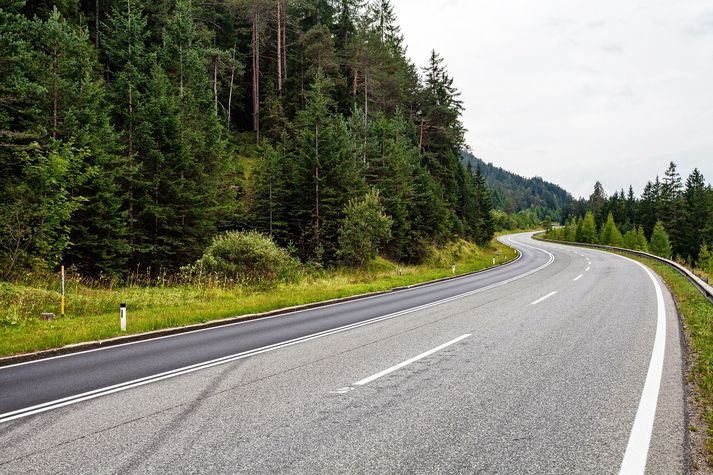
xmin=179 ymin=48 xmax=184 ymax=97
xmin=282 ymin=0 xmax=287 ymax=81
xmin=269 ymin=180 xmax=273 ymax=236
xmin=363 ymin=63 xmax=368 ymax=163
xmin=95 ymin=0 xmax=100 ymax=49
xmin=315 ymin=123 xmax=320 ymax=247
xmin=213 ymin=56 xmax=218 ymax=112
xmin=227 ymin=46 xmax=236 ymax=128
xmin=252 ymin=4 xmax=261 ymax=145
xmin=419 ymin=119 xmax=425 ymax=151
xmin=127 ymin=0 xmax=135 ymax=250
xmin=52 ymin=47 xmax=58 ymax=139
xmin=276 ymin=0 xmax=282 ymax=95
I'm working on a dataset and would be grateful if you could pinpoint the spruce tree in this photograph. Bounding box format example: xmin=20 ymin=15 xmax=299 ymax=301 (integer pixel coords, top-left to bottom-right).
xmin=580 ymin=212 xmax=597 ymax=243
xmin=650 ymin=221 xmax=672 ymax=258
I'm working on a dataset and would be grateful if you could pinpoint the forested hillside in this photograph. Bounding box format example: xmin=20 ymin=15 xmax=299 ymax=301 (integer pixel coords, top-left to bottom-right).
xmin=0 ymin=0 xmax=496 ymax=278
xmin=461 ymin=151 xmax=571 ymax=228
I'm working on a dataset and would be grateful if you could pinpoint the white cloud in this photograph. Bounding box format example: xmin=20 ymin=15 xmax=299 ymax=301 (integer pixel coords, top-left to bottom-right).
xmin=392 ymin=0 xmax=713 ymax=198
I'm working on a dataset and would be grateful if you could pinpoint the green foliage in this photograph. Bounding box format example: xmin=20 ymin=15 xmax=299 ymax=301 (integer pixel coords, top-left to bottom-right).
xmin=2 ymin=0 xmax=499 ymax=279
xmin=580 ymin=212 xmax=597 ymax=244
xmin=598 ymin=212 xmax=623 ymax=246
xmin=698 ymin=244 xmax=713 ymax=275
xmin=623 ymin=226 xmax=649 ymax=252
xmin=0 ymin=144 xmax=89 ymax=277
xmin=186 ymin=231 xmax=300 ymax=287
xmin=338 ymin=189 xmax=393 ymax=267
xmin=650 ymin=221 xmax=672 ymax=258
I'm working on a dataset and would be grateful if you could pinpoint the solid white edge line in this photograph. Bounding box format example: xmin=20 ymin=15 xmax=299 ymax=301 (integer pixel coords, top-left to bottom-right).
xmin=618 ymin=258 xmax=667 ymax=475
xmin=544 ymin=239 xmax=667 ymax=474
xmin=530 ymin=291 xmax=557 ymax=305
xmin=574 ymin=274 xmax=583 ymax=281
xmin=1 ymin=235 xmax=529 ymax=372
xmin=0 ymin=237 xmax=554 ymax=424
xmin=353 ymin=334 xmax=471 ymax=386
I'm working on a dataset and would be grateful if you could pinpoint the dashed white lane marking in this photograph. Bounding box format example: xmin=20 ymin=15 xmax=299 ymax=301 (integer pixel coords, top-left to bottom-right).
xmin=530 ymin=291 xmax=557 ymax=305
xmin=586 ymin=266 xmax=591 ymax=272
xmin=573 ymin=274 xmax=583 ymax=281
xmin=353 ymin=334 xmax=472 ymax=386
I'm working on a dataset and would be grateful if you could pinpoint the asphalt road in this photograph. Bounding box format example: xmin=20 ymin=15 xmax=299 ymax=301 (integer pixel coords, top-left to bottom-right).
xmin=0 ymin=232 xmax=686 ymax=474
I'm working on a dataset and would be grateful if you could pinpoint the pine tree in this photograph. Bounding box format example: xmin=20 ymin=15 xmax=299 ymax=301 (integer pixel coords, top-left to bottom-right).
xmin=650 ymin=221 xmax=672 ymax=258
xmin=292 ymin=72 xmax=365 ymax=262
xmin=472 ymin=162 xmax=494 ymax=244
xmin=680 ymin=169 xmax=710 ymax=261
xmin=103 ymin=0 xmax=150 ymax=265
xmin=580 ymin=211 xmax=597 ymax=243
xmin=589 ymin=181 xmax=606 ymax=222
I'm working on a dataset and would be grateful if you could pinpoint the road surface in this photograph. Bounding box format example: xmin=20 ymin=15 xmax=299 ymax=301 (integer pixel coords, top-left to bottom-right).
xmin=0 ymin=232 xmax=687 ymax=473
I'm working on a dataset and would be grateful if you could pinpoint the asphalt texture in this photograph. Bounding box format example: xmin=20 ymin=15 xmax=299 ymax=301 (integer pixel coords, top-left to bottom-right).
xmin=0 ymin=233 xmax=687 ymax=474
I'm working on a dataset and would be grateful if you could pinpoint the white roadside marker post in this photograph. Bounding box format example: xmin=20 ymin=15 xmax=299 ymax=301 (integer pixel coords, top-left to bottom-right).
xmin=120 ymin=303 xmax=127 ymax=332
xmin=451 ymin=264 xmax=456 ymax=274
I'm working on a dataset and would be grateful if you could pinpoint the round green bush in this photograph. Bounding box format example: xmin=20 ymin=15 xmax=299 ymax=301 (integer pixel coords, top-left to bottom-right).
xmin=186 ymin=231 xmax=300 ymax=287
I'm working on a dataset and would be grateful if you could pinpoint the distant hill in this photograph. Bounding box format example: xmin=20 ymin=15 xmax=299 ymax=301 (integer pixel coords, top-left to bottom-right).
xmin=461 ymin=151 xmax=573 ymax=214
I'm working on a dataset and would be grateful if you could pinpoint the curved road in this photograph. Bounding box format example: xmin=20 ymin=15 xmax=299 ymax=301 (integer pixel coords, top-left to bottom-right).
xmin=0 ymin=233 xmax=686 ymax=473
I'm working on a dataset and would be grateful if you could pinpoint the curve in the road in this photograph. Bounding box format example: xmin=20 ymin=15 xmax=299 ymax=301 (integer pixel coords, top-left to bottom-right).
xmin=0 ymin=233 xmax=552 ymax=422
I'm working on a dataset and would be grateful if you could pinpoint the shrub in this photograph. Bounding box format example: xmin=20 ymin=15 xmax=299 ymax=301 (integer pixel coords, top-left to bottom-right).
xmin=338 ymin=189 xmax=393 ymax=267
xmin=185 ymin=231 xmax=301 ymax=287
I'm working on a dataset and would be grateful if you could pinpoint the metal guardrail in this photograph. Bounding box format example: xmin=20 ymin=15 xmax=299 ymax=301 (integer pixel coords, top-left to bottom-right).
xmin=533 ymin=232 xmax=713 ymax=305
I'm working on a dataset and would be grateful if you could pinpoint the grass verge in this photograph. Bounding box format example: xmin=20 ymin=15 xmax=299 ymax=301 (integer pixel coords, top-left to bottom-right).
xmin=0 ymin=238 xmax=516 ymax=358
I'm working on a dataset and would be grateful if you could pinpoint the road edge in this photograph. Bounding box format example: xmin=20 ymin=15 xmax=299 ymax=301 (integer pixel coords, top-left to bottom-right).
xmin=0 ymin=236 xmax=524 ymax=367
xmin=536 ymin=234 xmax=700 ymax=473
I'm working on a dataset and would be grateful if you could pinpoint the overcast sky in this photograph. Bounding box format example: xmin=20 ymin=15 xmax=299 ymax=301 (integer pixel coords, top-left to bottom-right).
xmin=391 ymin=0 xmax=713 ymax=199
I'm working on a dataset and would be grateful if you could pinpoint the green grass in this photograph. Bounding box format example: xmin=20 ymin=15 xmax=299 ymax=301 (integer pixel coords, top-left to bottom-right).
xmin=0 ymin=238 xmax=516 ymax=358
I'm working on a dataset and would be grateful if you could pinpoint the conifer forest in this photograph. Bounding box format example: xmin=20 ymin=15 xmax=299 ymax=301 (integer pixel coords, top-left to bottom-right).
xmin=0 ymin=0 xmax=498 ymax=278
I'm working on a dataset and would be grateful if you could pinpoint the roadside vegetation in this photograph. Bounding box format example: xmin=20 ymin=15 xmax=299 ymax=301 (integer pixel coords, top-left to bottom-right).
xmin=0 ymin=236 xmax=515 ymax=358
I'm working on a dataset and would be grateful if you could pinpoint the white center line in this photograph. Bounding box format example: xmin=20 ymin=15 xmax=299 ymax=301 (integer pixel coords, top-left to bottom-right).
xmin=353 ymin=334 xmax=471 ymax=386
xmin=574 ymin=274 xmax=583 ymax=281
xmin=530 ymin=291 xmax=557 ymax=305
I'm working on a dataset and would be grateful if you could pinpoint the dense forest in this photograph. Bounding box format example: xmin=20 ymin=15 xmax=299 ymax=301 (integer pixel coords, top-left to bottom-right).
xmin=461 ymin=151 xmax=572 ymax=214
xmin=0 ymin=0 xmax=497 ymax=279
xmin=461 ymin=151 xmax=570 ymax=229
xmin=550 ymin=162 xmax=713 ymax=271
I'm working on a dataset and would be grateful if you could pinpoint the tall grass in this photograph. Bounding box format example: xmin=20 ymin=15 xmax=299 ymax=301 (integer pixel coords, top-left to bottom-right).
xmin=0 ymin=238 xmax=515 ymax=357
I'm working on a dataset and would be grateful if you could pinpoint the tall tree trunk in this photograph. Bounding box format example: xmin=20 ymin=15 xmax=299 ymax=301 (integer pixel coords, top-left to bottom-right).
xmin=95 ymin=0 xmax=100 ymax=49
xmin=213 ymin=56 xmax=218 ymax=112
xmin=252 ymin=4 xmax=260 ymax=145
xmin=227 ymin=46 xmax=236 ymax=128
xmin=282 ymin=0 xmax=287 ymax=81
xmin=179 ymin=47 xmax=184 ymax=98
xmin=127 ymin=0 xmax=134 ymax=250
xmin=363 ymin=63 xmax=368 ymax=163
xmin=315 ymin=123 xmax=320 ymax=249
xmin=52 ymin=47 xmax=58 ymax=139
xmin=276 ymin=0 xmax=282 ymax=95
